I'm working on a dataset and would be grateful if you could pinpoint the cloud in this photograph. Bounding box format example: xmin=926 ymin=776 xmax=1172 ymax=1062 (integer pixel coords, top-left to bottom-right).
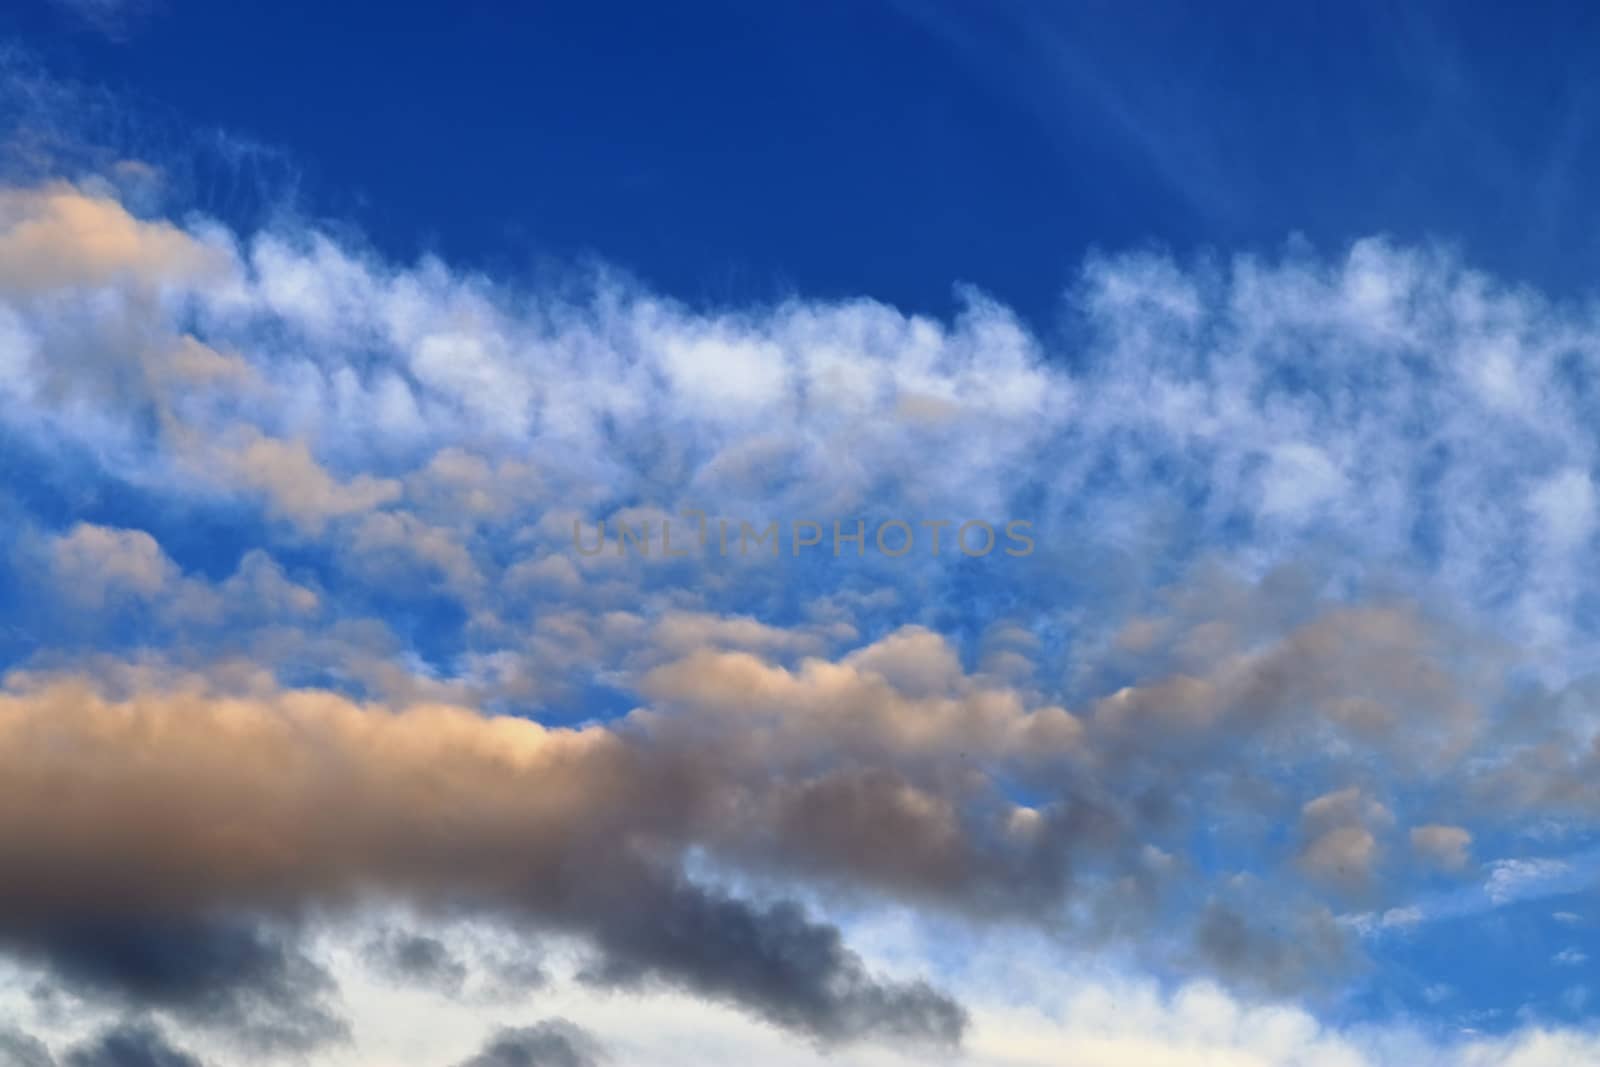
xmin=0 ymin=1029 xmax=53 ymax=1067
xmin=576 ymin=876 xmax=967 ymax=1048
xmin=0 ymin=550 xmax=1536 ymax=1026
xmin=6 ymin=916 xmax=345 ymax=1053
xmin=1410 ymin=825 xmax=1473 ymax=873
xmin=1296 ymin=788 xmax=1393 ymax=891
xmin=454 ymin=1021 xmax=603 ymax=1067
xmin=8 ymin=177 xmax=1600 ymax=708
xmin=1299 ymin=825 xmax=1380 ymax=890
xmin=8 ymin=143 xmax=1600 ymax=1056
xmin=45 ymin=0 xmax=159 ymax=41
xmin=48 ymin=524 xmax=176 ymax=607
xmin=0 ymin=670 xmax=965 ymax=1049
xmin=0 ymin=566 xmax=1502 ymax=1033
xmin=290 ymin=912 xmax=1600 ymax=1067
xmin=60 ymin=1021 xmax=205 ymax=1067
xmin=1189 ymin=900 xmax=1350 ymax=997
xmin=0 ymin=184 xmax=217 ymax=294
xmin=0 ymin=1022 xmax=209 ymax=1067
xmin=218 ymin=433 xmax=402 ymax=534
xmin=1484 ymin=859 xmax=1577 ymax=907
xmin=362 ymin=930 xmax=469 ymax=996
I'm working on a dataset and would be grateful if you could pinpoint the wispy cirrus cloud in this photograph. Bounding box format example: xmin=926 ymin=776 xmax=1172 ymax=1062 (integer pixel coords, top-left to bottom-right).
xmin=44 ymin=0 xmax=160 ymax=42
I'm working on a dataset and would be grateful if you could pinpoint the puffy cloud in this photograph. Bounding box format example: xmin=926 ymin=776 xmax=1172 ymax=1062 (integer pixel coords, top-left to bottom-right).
xmin=264 ymin=917 xmax=1600 ymax=1067
xmin=0 ymin=1029 xmax=53 ymax=1067
xmin=60 ymin=1022 xmax=206 ymax=1067
xmin=0 ymin=181 xmax=1597 ymax=667
xmin=48 ymin=525 xmax=175 ymax=607
xmin=21 ymin=528 xmax=317 ymax=652
xmin=0 ymin=670 xmax=965 ymax=1049
xmin=639 ymin=633 xmax=1084 ymax=774
xmin=453 ymin=1021 xmax=603 ymax=1067
xmin=1410 ymin=825 xmax=1473 ymax=873
xmin=218 ymin=433 xmax=402 ymax=534
xmin=348 ymin=511 xmax=483 ymax=596
xmin=1296 ymin=788 xmax=1392 ymax=890
xmin=0 ymin=571 xmax=1508 ymax=1028
xmin=1298 ymin=825 xmax=1381 ymax=890
xmin=7 ymin=916 xmax=345 ymax=1053
xmin=576 ymin=879 xmax=967 ymax=1048
xmin=0 ymin=185 xmax=222 ymax=295
xmin=362 ymin=930 xmax=469 ymax=996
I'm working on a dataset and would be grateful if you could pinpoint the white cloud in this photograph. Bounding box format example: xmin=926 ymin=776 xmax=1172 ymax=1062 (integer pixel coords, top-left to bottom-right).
xmin=1485 ymin=859 xmax=1575 ymax=906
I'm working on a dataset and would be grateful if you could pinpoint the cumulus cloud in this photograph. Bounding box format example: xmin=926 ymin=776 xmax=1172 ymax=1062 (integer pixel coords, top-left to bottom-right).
xmin=60 ymin=1022 xmax=205 ymax=1067
xmin=0 ymin=184 xmax=215 ymax=294
xmin=1410 ymin=825 xmax=1473 ymax=873
xmin=6 ymin=916 xmax=345 ymax=1053
xmin=218 ymin=433 xmax=402 ymax=534
xmin=0 ymin=670 xmax=966 ymax=1049
xmin=1296 ymin=787 xmax=1393 ymax=891
xmin=48 ymin=524 xmax=175 ymax=607
xmin=0 ymin=570 xmax=1517 ymax=1035
xmin=454 ymin=1021 xmax=603 ymax=1067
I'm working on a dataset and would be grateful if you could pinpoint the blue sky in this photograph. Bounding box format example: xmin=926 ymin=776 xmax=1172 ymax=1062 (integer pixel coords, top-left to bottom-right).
xmin=9 ymin=1 xmax=1600 ymax=320
xmin=2 ymin=4 xmax=1600 ymax=1067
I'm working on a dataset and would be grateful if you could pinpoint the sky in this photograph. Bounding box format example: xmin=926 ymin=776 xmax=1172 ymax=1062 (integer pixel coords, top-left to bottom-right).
xmin=1 ymin=2 xmax=1600 ymax=1066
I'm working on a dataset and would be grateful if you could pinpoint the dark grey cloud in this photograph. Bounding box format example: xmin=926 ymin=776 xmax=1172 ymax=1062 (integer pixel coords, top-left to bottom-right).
xmin=0 ymin=1028 xmax=54 ymax=1067
xmin=480 ymin=947 xmax=551 ymax=999
xmin=61 ymin=1022 xmax=202 ymax=1067
xmin=4 ymin=915 xmax=345 ymax=1054
xmin=575 ymin=866 xmax=967 ymax=1049
xmin=454 ymin=1020 xmax=602 ymax=1067
xmin=363 ymin=929 xmax=469 ymax=995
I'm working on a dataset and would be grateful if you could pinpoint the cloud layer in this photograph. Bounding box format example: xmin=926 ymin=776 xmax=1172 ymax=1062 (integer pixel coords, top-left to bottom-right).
xmin=2 ymin=174 xmax=1600 ymax=1061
